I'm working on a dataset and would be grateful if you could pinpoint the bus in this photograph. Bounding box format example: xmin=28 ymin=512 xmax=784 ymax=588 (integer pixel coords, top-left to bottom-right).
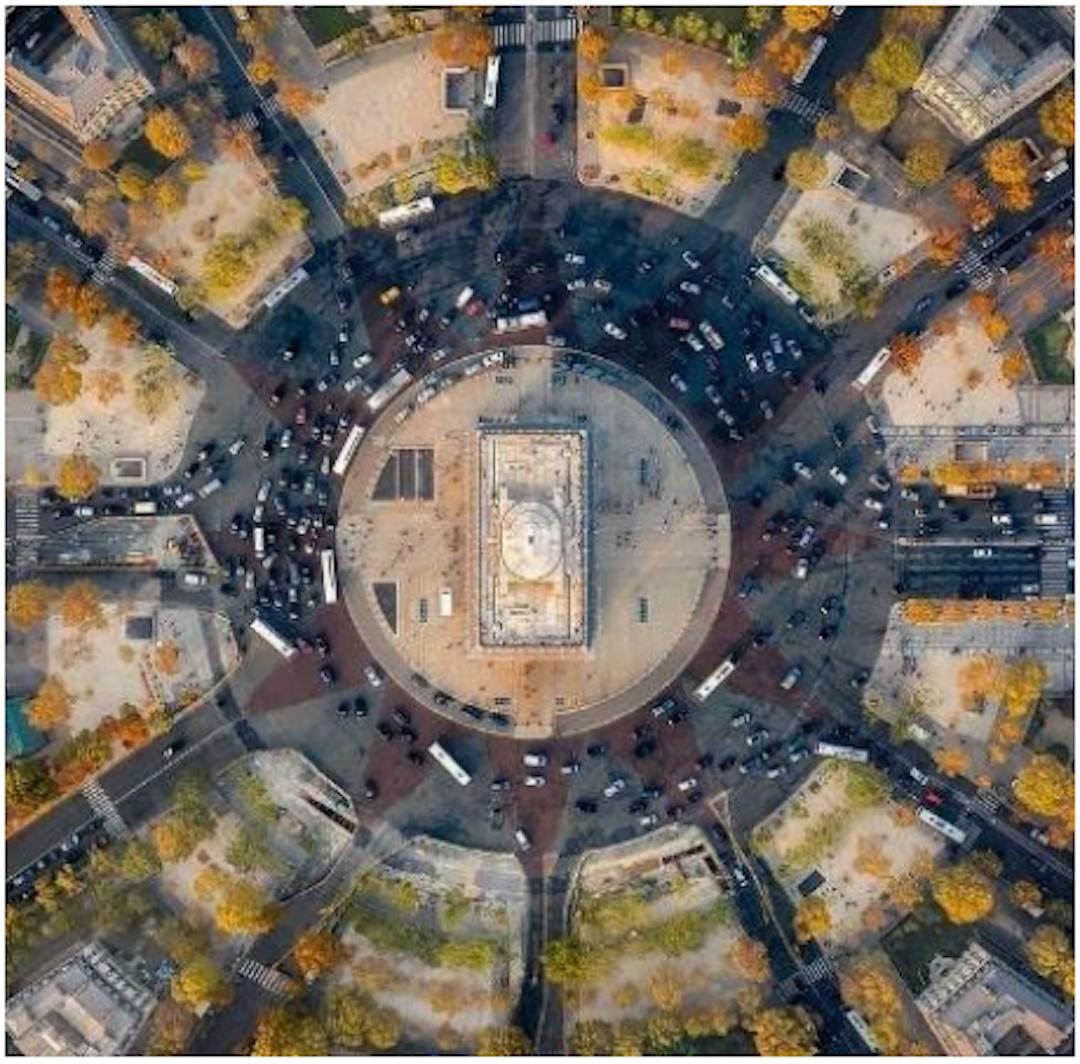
xmin=814 ymin=741 xmax=869 ymax=763
xmin=262 ymin=266 xmax=309 ymax=309
xmin=693 ymin=656 xmax=737 ymax=702
xmin=428 ymin=741 xmax=471 ymax=786
xmin=377 ymin=197 xmax=435 ymax=229
xmin=495 ymin=310 xmax=548 ymax=333
xmin=792 ymin=34 xmax=827 ymax=86
xmin=250 ymin=616 xmax=296 ymax=660
xmin=844 ymin=1010 xmax=879 ymax=1053
xmin=483 ymin=55 xmax=501 ymax=108
xmin=852 ymin=346 xmax=892 ymax=392
xmin=132 ymin=501 xmax=158 ymax=515
xmin=367 ymin=368 xmax=413 ymax=413
xmin=917 ymin=807 xmax=967 ymax=844
xmin=751 ymin=263 xmax=800 ymax=307
xmin=320 ymin=548 xmax=338 ymax=605
xmin=127 ymin=256 xmax=179 ymax=298
xmin=332 ymin=424 xmax=366 ymax=477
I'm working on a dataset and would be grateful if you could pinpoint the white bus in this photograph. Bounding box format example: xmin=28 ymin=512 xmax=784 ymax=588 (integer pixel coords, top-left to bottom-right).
xmin=367 ymin=368 xmax=413 ymax=413
xmin=752 ymin=263 xmax=800 ymax=307
xmin=852 ymin=346 xmax=892 ymax=392
xmin=332 ymin=424 xmax=366 ymax=477
xmin=814 ymin=741 xmax=869 ymax=763
xmin=377 ymin=197 xmax=435 ymax=229
xmin=132 ymin=501 xmax=158 ymax=515
xmin=250 ymin=616 xmax=296 ymax=660
xmin=495 ymin=310 xmax=548 ymax=333
xmin=792 ymin=34 xmax=827 ymax=86
xmin=918 ymin=807 xmax=967 ymax=844
xmin=320 ymin=548 xmax=338 ymax=605
xmin=428 ymin=741 xmax=471 ymax=786
xmin=483 ymin=55 xmax=501 ymax=108
xmin=262 ymin=266 xmax=309 ymax=309
xmin=127 ymin=256 xmax=180 ymax=298
xmin=845 ymin=1010 xmax=879 ymax=1053
xmin=693 ymin=656 xmax=737 ymax=702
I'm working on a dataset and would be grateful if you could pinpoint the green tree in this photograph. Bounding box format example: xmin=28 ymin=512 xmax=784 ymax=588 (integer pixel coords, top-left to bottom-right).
xmin=749 ymin=1005 xmax=819 ymax=1056
xmin=786 ymin=148 xmax=829 ymax=189
xmin=132 ymin=12 xmax=186 ymax=59
xmin=476 ymin=1026 xmax=531 ymax=1055
xmin=118 ymin=838 xmax=162 ymax=882
xmin=117 ymin=164 xmax=151 ymax=201
xmin=931 ymin=857 xmax=995 ymax=924
xmin=849 ymin=78 xmax=899 ymax=132
xmin=252 ymin=1005 xmax=328 ymax=1056
xmin=868 ymin=34 xmax=923 ymax=90
xmin=904 ymin=141 xmax=949 ymax=186
xmin=6 ymin=758 xmax=57 ymax=818
xmin=172 ymin=955 xmax=233 ymax=1010
xmin=323 ymin=989 xmax=400 ymax=1050
xmin=542 ymin=936 xmax=609 ymax=985
xmin=7 ymin=239 xmax=45 ymax=297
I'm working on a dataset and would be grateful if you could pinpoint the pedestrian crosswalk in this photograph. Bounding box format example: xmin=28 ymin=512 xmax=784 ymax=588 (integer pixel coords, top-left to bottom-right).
xmin=258 ymin=96 xmax=280 ymax=119
xmin=82 ymin=779 xmax=128 ymax=838
xmin=956 ymin=246 xmax=996 ymax=291
xmin=801 ymin=955 xmax=835 ymax=984
xmin=237 ymin=110 xmax=260 ymax=132
xmin=90 ymin=246 xmax=120 ymax=285
xmin=236 ymin=958 xmax=296 ymax=997
xmin=537 ymin=15 xmax=578 ymax=44
xmin=12 ymin=489 xmax=41 ymax=572
xmin=779 ymin=88 xmax=828 ymax=122
xmin=1040 ymin=544 xmax=1072 ymax=596
xmin=492 ymin=20 xmax=525 ymax=48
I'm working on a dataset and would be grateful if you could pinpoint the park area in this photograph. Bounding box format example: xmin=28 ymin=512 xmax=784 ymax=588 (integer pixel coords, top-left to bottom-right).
xmin=326 ymin=839 xmax=527 ymax=1051
xmin=300 ymin=34 xmax=471 ymax=201
xmin=579 ymin=30 xmax=761 ymax=215
xmin=880 ymin=306 xmax=1024 ymax=427
xmin=133 ymin=151 xmax=311 ymax=328
xmin=752 ymin=761 xmax=944 ymax=952
xmin=1025 ymin=312 xmax=1075 ymax=385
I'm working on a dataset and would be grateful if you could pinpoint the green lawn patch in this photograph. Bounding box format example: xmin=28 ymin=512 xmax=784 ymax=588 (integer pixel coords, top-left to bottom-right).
xmin=6 ymin=306 xmax=21 ymax=351
xmin=882 ymin=908 xmax=975 ymax=994
xmin=296 ymin=6 xmax=368 ymax=47
xmin=1025 ymin=315 xmax=1074 ymax=385
xmin=616 ymin=6 xmax=748 ymax=34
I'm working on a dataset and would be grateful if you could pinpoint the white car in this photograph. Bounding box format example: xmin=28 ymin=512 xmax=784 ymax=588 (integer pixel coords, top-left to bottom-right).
xmin=363 ymin=664 xmax=383 ymax=688
xmin=343 ymin=374 xmax=365 ymax=392
xmin=681 ymin=250 xmax=702 ymax=270
xmin=745 ymin=351 xmax=760 ymax=374
xmin=679 ymin=280 xmax=702 ymax=296
xmin=868 ymin=471 xmax=892 ymax=492
xmin=991 ymin=513 xmax=1013 ymax=526
xmin=352 ymin=352 xmax=373 ymax=370
xmin=669 ymin=372 xmax=689 ymax=394
xmin=828 ymin=465 xmax=848 ymax=487
xmin=415 ymin=386 xmax=436 ymax=406
xmin=684 ymin=333 xmax=705 ymax=353
xmin=639 ymin=813 xmax=659 ymax=828
xmin=785 ymin=338 xmax=803 ymax=361
xmin=603 ymin=778 xmax=627 ymax=798
xmin=564 ymin=252 xmax=586 ymax=266
xmin=909 ymin=766 xmax=930 ymax=786
xmin=227 ymin=436 xmax=246 ymax=456
xmin=793 ymin=461 xmax=814 ymax=481
xmin=699 ymin=321 xmax=724 ymax=351
xmin=972 ymin=547 xmax=993 ymax=559
xmin=523 ymin=775 xmax=546 ymax=788
xmin=676 ymin=776 xmax=698 ymax=792
xmin=762 ymin=350 xmax=776 ymax=374
xmin=705 ymin=384 xmax=722 ymax=407
xmin=566 ymin=277 xmax=587 ymax=291
xmin=256 ymin=478 xmax=272 ymax=503
xmin=74 ymin=504 xmax=95 ymax=518
xmin=863 ymin=495 xmax=885 ymax=513
xmin=592 ymin=278 xmax=613 ymax=293
xmin=769 ymin=332 xmax=784 ymax=356
xmin=523 ymin=751 xmax=548 ymax=768
xmin=603 ymin=322 xmax=627 ymax=340
xmin=793 ymin=557 xmax=810 ymax=580
xmin=514 ymin=828 xmax=532 ymax=852
xmin=716 ymin=407 xmax=736 ymax=427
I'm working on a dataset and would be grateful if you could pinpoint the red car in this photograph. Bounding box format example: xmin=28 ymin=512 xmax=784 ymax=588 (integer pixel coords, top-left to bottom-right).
xmin=668 ymin=317 xmax=691 ymax=332
xmin=922 ymin=789 xmax=944 ymax=807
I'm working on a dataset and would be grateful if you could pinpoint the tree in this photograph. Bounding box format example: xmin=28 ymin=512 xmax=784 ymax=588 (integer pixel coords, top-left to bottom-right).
xmin=927 ymin=226 xmax=965 ymax=266
xmin=1039 ymin=85 xmax=1074 ymax=147
xmin=44 ymin=266 xmax=81 ymax=315
xmin=786 ymin=148 xmax=829 ymax=190
xmin=7 ymin=581 xmax=54 ymax=630
xmin=58 ymin=581 xmax=105 ymax=630
xmin=794 ymin=895 xmax=832 ymax=942
xmin=932 ymin=858 xmax=995 ymax=924
xmin=1012 ymin=754 xmax=1074 ymax=821
xmin=749 ymin=1005 xmax=819 ymax=1056
xmin=246 ymin=51 xmax=277 ymax=85
xmin=117 ymin=164 xmax=151 ymax=201
xmin=293 ymin=928 xmax=340 ymax=981
xmin=728 ymin=935 xmax=771 ymax=982
xmin=106 ymin=308 xmax=142 ymax=347
xmin=933 ymin=746 xmax=971 ymax=777
xmin=323 ymin=989 xmax=400 ymax=1050
xmin=7 ymin=239 xmax=45 ymax=297
xmin=476 ymin=1026 xmax=531 ymax=1056
xmin=1027 ymin=924 xmax=1073 ymax=994
xmin=145 ymin=1000 xmax=195 ymax=1055
xmin=782 ymin=5 xmax=830 ymax=33
xmin=55 ymin=454 xmax=101 ymax=500
xmin=252 ymin=1005 xmax=328 ymax=1056
xmin=730 ymin=113 xmax=768 ymax=153
xmin=73 ymin=284 xmax=110 ymax=329
xmin=849 ymin=78 xmax=898 ymax=132
xmin=542 ymin=936 xmax=607 ymax=985
xmin=145 ymin=108 xmax=193 ymax=160
xmin=430 ymin=21 xmax=493 ymax=68
xmin=1009 ymin=880 xmax=1043 ymax=911
xmin=152 ymin=176 xmax=187 ymax=214
xmin=578 ymin=25 xmax=610 ymax=63
xmin=7 ymin=758 xmax=58 ymax=817
xmin=215 ymin=880 xmax=278 ymax=935
xmin=132 ymin=12 xmax=186 ymax=60
xmin=727 ymin=30 xmax=752 ymax=69
xmin=660 ymin=47 xmax=688 ymax=77
xmin=277 ymin=81 xmax=321 ymax=117
xmin=890 ymin=332 xmax=924 ymax=375
xmin=173 ymin=34 xmax=218 ymax=80
xmin=118 ymin=838 xmax=161 ymax=881
xmin=734 ymin=67 xmax=778 ymax=103
xmin=172 ymin=955 xmax=233 ymax=1010
xmin=983 ymin=138 xmax=1030 ymax=188
xmin=1001 ymin=182 xmax=1034 ymax=212
xmin=904 ymin=141 xmax=948 ymax=186
xmin=868 ymin=34 xmax=923 ymax=89
xmin=27 ymin=675 xmax=75 ymax=730
xmin=815 ymin=113 xmax=846 ymax=141
xmin=570 ymin=1019 xmax=615 ymax=1055
xmin=840 ymin=955 xmax=903 ymax=1053
xmin=81 ymin=140 xmax=117 ymax=172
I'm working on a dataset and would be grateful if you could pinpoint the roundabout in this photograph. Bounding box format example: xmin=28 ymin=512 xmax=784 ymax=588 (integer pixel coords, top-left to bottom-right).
xmin=338 ymin=346 xmax=731 ymax=737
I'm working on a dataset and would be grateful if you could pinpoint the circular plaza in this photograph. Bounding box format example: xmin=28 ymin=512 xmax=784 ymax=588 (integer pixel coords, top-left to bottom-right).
xmin=337 ymin=346 xmax=731 ymax=737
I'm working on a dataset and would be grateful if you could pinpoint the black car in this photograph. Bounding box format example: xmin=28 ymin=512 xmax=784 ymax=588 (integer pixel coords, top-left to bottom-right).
xmin=407 ymin=750 xmax=425 ymax=767
xmin=399 ymin=726 xmax=418 ymax=744
xmin=353 ymin=698 xmax=368 ymax=717
xmin=642 ymin=784 xmax=663 ymax=800
xmin=314 ymin=635 xmax=330 ymax=658
xmin=586 ymin=743 xmax=608 ymax=758
xmin=363 ymin=779 xmax=378 ymax=800
xmin=695 ymin=752 xmax=715 ymax=771
xmin=376 ymin=721 xmax=394 ymax=741
xmin=633 ymin=739 xmax=657 ymax=759
xmin=666 ymin=709 xmax=688 ymax=728
xmin=337 ymin=701 xmax=350 ymax=717
xmin=631 ymin=723 xmax=652 ymax=741
xmin=575 ymin=799 xmax=598 ymax=814
xmin=461 ymin=704 xmax=484 ymax=720
xmin=269 ymin=382 xmax=287 ymax=406
xmin=318 ymin=665 xmax=336 ymax=686
xmin=944 ymin=277 xmax=970 ymax=300
xmin=718 ymin=755 xmax=738 ymax=772
xmin=392 ymin=707 xmax=411 ymax=727
xmin=628 ymin=797 xmax=649 ymax=814
xmin=488 ymin=711 xmax=511 ymax=728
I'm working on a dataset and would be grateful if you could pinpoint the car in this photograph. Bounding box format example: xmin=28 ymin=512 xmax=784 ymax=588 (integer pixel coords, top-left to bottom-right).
xmin=566 ymin=277 xmax=587 ymax=292
xmin=227 ymin=435 xmax=246 ymax=456
xmin=651 ymin=697 xmax=676 ymax=718
xmin=523 ymin=751 xmax=548 ymax=768
xmin=759 ymin=398 xmax=774 ymax=420
xmin=731 ymin=711 xmax=752 ymax=728
xmin=716 ymin=407 xmax=736 ymax=428
xmin=319 ymin=665 xmax=336 ymax=686
xmin=603 ymin=322 xmax=627 ymax=340
xmin=592 ymin=277 xmax=613 ymax=294
xmin=586 ymin=743 xmax=607 ymax=758
xmin=633 ymin=739 xmax=657 ymax=759
xmin=793 ymin=557 xmax=810 ymax=580
xmin=945 ymin=278 xmax=970 ymax=300
xmin=744 ymin=351 xmax=760 ymax=374
xmin=922 ymin=789 xmax=944 ymax=807
xmin=792 ymin=461 xmax=814 ymax=481
xmin=362 ymin=778 xmax=378 ymax=800
xmin=523 ymin=775 xmax=547 ymax=788
xmin=780 ymin=666 xmax=803 ymax=691
xmin=603 ymin=778 xmax=628 ymax=798
xmin=762 ymin=349 xmax=777 ymax=374
xmin=564 ymin=252 xmax=586 ymax=266
xmin=972 ymin=547 xmax=993 ymax=559
xmin=546 ymin=334 xmax=567 ymax=347
xmin=695 ymin=752 xmax=715 ymax=772
xmin=162 ymin=741 xmax=183 ymax=761
xmin=785 ymin=338 xmax=803 ymax=361
xmin=639 ymin=813 xmax=659 ymax=827
xmin=909 ymin=766 xmax=930 ymax=786
xmin=863 ymin=495 xmax=885 ymax=513
xmin=363 ymin=664 xmax=383 ymax=687
xmin=818 ymin=625 xmax=837 ymax=642
xmin=514 ymin=828 xmax=532 ymax=851
xmin=684 ymin=332 xmax=705 ymax=353
xmin=704 ymin=383 xmax=722 ymax=406
xmin=679 ymin=280 xmax=701 ymax=295
xmin=681 ymin=250 xmax=701 ymax=270
xmin=746 ymin=728 xmax=770 ymax=747
xmin=560 ymin=760 xmax=581 ymax=776
xmin=280 ymin=427 xmax=294 ymax=449
xmin=868 ymin=471 xmax=892 ymax=492
xmin=576 ymin=798 xmax=598 ymax=813
xmin=829 ymin=465 xmax=848 ymax=486
xmin=669 ymin=372 xmax=689 ymax=394
xmin=676 ymin=776 xmax=698 ymax=792
xmin=269 ymin=382 xmax=287 ymax=406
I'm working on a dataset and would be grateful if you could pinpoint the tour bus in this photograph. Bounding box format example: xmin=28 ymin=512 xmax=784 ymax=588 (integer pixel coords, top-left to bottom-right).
xmin=483 ymin=55 xmax=501 ymax=108
xmin=792 ymin=34 xmax=827 ymax=86
xmin=495 ymin=310 xmax=548 ymax=333
xmin=813 ymin=741 xmax=869 ymax=763
xmin=428 ymin=741 xmax=471 ymax=786
xmin=5 ymin=170 xmax=42 ymax=202
xmin=127 ymin=256 xmax=180 ymax=298
xmin=693 ymin=656 xmax=737 ymax=702
xmin=852 ymin=346 xmax=892 ymax=392
xmin=332 ymin=424 xmax=366 ymax=477
xmin=250 ymin=616 xmax=296 ymax=660
xmin=132 ymin=501 xmax=158 ymax=515
xmin=917 ymin=807 xmax=967 ymax=844
xmin=377 ymin=197 xmax=435 ymax=229
xmin=367 ymin=368 xmax=414 ymax=413
xmin=320 ymin=548 xmax=338 ymax=606
xmin=253 ymin=525 xmax=266 ymax=559
xmin=751 ymin=262 xmax=800 ymax=306
xmin=262 ymin=266 xmax=308 ymax=309
xmin=845 ymin=1010 xmax=879 ymax=1053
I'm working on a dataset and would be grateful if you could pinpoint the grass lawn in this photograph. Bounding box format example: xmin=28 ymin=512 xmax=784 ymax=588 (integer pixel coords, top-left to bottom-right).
xmin=119 ymin=135 xmax=171 ymax=180
xmin=615 ymin=6 xmax=749 ymax=32
xmin=6 ymin=306 xmax=20 ymax=349
xmin=296 ymin=5 xmax=368 ymax=46
xmin=882 ymin=908 xmax=976 ymax=994
xmin=678 ymin=1029 xmax=756 ymax=1055
xmin=1025 ymin=315 xmax=1074 ymax=384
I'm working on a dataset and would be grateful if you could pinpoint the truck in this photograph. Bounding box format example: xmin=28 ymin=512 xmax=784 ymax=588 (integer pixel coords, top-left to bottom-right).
xmin=197 ymin=477 xmax=223 ymax=499
xmin=132 ymin=501 xmax=158 ymax=515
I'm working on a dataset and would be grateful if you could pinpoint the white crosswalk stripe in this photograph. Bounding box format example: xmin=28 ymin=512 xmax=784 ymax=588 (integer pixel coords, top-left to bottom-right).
xmin=90 ymin=246 xmax=120 ymax=284
xmin=236 ymin=110 xmax=259 ymax=132
xmin=82 ymin=779 xmax=129 ymax=838
xmin=801 ymin=955 xmax=834 ymax=983
xmin=12 ymin=488 xmax=41 ymax=571
xmin=258 ymin=96 xmax=280 ymax=119
xmin=236 ymin=958 xmax=295 ymax=997
xmin=537 ymin=16 xmax=577 ymax=44
xmin=492 ymin=21 xmax=526 ymax=48
xmin=779 ymin=88 xmax=828 ymax=122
